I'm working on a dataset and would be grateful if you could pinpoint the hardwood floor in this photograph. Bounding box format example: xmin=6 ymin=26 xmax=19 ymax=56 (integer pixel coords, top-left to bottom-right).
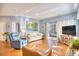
xmin=0 ymin=41 xmax=22 ymax=56
xmin=0 ymin=39 xmax=69 ymax=56
xmin=0 ymin=48 xmax=22 ymax=56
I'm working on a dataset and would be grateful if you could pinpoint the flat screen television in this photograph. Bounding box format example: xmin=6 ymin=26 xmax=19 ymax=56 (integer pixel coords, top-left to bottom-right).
xmin=62 ymin=25 xmax=76 ymax=36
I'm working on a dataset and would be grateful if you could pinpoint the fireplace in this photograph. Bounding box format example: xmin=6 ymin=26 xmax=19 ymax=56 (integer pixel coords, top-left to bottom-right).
xmin=62 ymin=25 xmax=76 ymax=36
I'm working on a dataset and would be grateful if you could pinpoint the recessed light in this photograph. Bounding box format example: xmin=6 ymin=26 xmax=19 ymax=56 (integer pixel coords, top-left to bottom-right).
xmin=26 ymin=7 xmax=37 ymax=13
xmin=35 ymin=14 xmax=40 ymax=16
xmin=26 ymin=10 xmax=29 ymax=13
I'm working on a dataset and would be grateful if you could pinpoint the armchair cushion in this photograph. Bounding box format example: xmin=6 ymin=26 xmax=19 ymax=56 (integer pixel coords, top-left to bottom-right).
xmin=11 ymin=32 xmax=20 ymax=40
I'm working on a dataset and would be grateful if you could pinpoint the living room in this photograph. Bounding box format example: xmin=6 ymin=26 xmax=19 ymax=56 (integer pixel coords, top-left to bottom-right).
xmin=0 ymin=3 xmax=79 ymax=56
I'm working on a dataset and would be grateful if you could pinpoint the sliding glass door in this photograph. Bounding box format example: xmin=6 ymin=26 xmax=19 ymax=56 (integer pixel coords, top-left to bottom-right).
xmin=46 ymin=22 xmax=58 ymax=48
xmin=46 ymin=22 xmax=57 ymax=38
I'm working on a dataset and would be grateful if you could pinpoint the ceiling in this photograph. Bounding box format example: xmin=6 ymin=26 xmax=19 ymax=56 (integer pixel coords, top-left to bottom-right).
xmin=0 ymin=3 xmax=78 ymax=20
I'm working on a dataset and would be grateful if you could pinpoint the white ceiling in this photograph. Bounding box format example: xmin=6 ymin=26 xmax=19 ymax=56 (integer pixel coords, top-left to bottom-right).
xmin=0 ymin=3 xmax=78 ymax=20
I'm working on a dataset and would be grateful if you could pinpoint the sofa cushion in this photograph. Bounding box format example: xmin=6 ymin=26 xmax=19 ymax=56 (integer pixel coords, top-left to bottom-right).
xmin=27 ymin=32 xmax=43 ymax=43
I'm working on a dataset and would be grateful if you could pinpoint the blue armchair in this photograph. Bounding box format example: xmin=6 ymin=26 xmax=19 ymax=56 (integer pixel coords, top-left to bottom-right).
xmin=9 ymin=32 xmax=27 ymax=49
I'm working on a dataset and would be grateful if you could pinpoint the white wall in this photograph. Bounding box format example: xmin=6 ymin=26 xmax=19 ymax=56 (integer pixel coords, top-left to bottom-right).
xmin=0 ymin=16 xmax=29 ymax=33
xmin=0 ymin=22 xmax=6 ymax=40
xmin=56 ymin=19 xmax=78 ymax=37
xmin=11 ymin=22 xmax=17 ymax=32
xmin=0 ymin=16 xmax=20 ymax=32
xmin=0 ymin=22 xmax=6 ymax=33
xmin=20 ymin=17 xmax=29 ymax=33
xmin=39 ymin=12 xmax=77 ymax=37
xmin=0 ymin=16 xmax=31 ymax=41
xmin=39 ymin=12 xmax=76 ymax=33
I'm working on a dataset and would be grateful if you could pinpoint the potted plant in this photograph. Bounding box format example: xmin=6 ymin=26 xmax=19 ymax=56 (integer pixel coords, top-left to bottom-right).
xmin=3 ymin=32 xmax=10 ymax=42
xmin=3 ymin=32 xmax=10 ymax=48
xmin=70 ymin=37 xmax=79 ymax=49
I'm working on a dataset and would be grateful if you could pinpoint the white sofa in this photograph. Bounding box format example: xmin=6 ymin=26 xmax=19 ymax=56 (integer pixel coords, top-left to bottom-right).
xmin=27 ymin=32 xmax=43 ymax=42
